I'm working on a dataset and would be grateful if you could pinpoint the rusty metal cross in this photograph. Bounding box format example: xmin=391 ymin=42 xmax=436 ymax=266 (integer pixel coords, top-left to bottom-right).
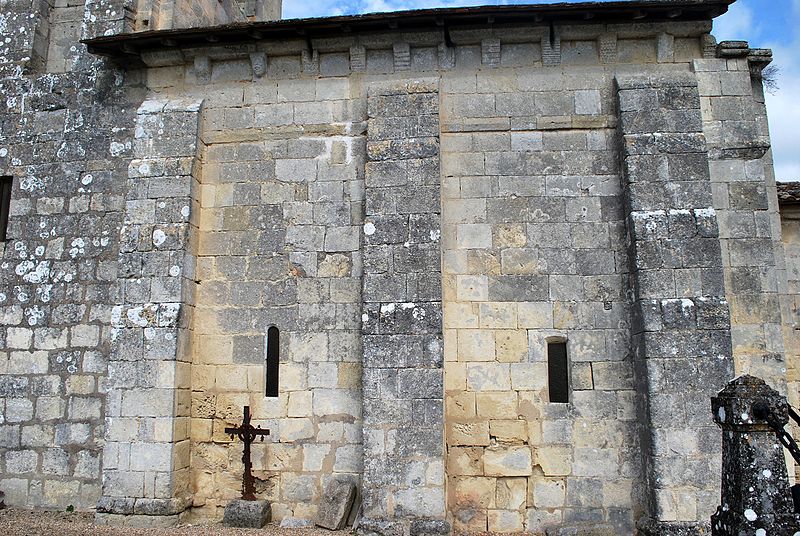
xmin=225 ymin=406 xmax=270 ymax=501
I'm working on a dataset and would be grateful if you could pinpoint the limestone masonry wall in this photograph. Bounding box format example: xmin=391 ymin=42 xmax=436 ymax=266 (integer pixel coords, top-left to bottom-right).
xmin=0 ymin=1 xmax=792 ymax=533
xmin=0 ymin=0 xmax=144 ymax=512
xmin=440 ymin=66 xmax=639 ymax=532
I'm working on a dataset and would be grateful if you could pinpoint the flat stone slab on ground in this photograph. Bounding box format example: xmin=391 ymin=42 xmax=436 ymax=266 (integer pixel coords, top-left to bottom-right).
xmin=315 ymin=479 xmax=356 ymax=530
xmin=223 ymin=499 xmax=271 ymax=529
xmin=280 ymin=517 xmax=314 ymax=528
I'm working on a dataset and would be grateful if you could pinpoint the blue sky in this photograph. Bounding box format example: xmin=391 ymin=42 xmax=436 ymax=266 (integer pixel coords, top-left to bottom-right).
xmin=283 ymin=0 xmax=800 ymax=181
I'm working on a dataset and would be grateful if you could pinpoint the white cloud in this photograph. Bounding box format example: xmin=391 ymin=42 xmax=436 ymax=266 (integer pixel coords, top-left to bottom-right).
xmin=713 ymin=2 xmax=757 ymax=41
xmin=765 ymin=42 xmax=800 ymax=181
xmin=282 ymin=0 xmax=799 ymax=179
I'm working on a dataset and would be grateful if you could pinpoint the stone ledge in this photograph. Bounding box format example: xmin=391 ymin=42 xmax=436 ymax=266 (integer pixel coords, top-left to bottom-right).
xmin=636 ymin=519 xmax=711 ymax=536
xmin=94 ymin=512 xmax=181 ymax=528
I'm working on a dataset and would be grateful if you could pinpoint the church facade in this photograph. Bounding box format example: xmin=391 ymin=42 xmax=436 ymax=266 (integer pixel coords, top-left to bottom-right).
xmin=0 ymin=0 xmax=794 ymax=534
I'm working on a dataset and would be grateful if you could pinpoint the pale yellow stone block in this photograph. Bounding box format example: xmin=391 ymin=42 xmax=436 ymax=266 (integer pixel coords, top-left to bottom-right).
xmin=517 ymin=391 xmax=543 ymax=420
xmin=458 ymin=330 xmax=495 ymax=361
xmin=191 ymin=418 xmax=212 ymax=442
xmin=446 ymin=392 xmax=476 ymax=419
xmin=655 ymin=488 xmax=679 ymax=522
xmin=495 ymin=477 xmax=528 ymax=510
xmin=484 ymin=446 xmax=532 ymax=476
xmin=194 ymin=335 xmax=231 ymax=364
xmin=288 ymin=391 xmax=312 ymax=418
xmin=466 ymin=362 xmax=511 ymax=391
xmin=215 ymin=366 xmax=249 ymax=391
xmin=476 ymin=392 xmax=518 ymax=419
xmin=444 ymin=303 xmax=479 ymax=329
xmin=280 ymin=363 xmax=307 ymax=391
xmin=280 ymin=418 xmax=314 ymax=442
xmin=447 ymin=446 xmax=484 ymax=475
xmin=535 ymin=446 xmax=572 ymax=476
xmin=153 ymin=417 xmax=174 ymax=442
xmin=456 ymin=275 xmax=489 ymax=301
xmin=175 ymin=362 xmax=192 ymax=390
xmin=444 ymin=329 xmax=458 ymax=362
xmin=200 ymin=184 xmax=216 ymax=208
xmin=157 ymin=361 xmax=176 ymax=388
xmin=250 ymin=392 xmax=288 ymax=419
xmin=7 ymin=351 xmax=48 ymax=374
xmin=215 ymin=393 xmax=250 ymax=421
xmin=211 ymin=419 xmax=235 ymax=443
xmin=338 ymin=362 xmax=361 ymax=389
xmin=479 ymin=303 xmax=517 ymax=329
xmin=531 ymin=478 xmax=565 ymax=508
xmin=517 ymin=302 xmax=554 ymax=328
xmin=572 ymin=362 xmax=594 ymax=390
xmin=66 ymin=375 xmax=95 ymax=395
xmin=675 ymin=491 xmax=697 ymax=520
xmin=489 ymin=420 xmax=528 ymax=443
xmin=553 ymin=301 xmax=579 ymax=329
xmin=488 ymin=510 xmax=524 ymax=532
xmin=450 ymin=476 xmax=496 ymax=509
xmin=445 ymin=362 xmax=467 ymax=391
xmin=302 ymin=444 xmax=331 ymax=472
xmin=266 ymin=444 xmax=303 ymax=471
xmin=510 ymin=362 xmax=548 ymax=390
xmin=495 ymin=224 xmax=527 ymax=248
xmin=442 ymin=273 xmax=458 ymax=302
xmin=527 ymin=421 xmax=543 ymax=444
xmin=495 ymin=330 xmax=528 ymax=362
xmin=443 ymin=250 xmax=469 ymax=274
xmin=448 ymin=421 xmax=490 ymax=446
xmin=467 ymin=250 xmax=502 ymax=275
xmin=294 ymin=502 xmax=318 ymax=519
xmin=248 ymin=366 xmax=265 ymax=393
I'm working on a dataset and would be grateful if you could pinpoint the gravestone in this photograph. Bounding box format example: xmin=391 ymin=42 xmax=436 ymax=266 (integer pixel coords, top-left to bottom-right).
xmin=711 ymin=375 xmax=800 ymax=535
xmin=316 ymin=478 xmax=357 ymax=530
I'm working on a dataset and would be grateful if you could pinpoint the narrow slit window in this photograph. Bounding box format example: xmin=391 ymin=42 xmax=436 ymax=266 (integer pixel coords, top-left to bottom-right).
xmin=0 ymin=176 xmax=12 ymax=242
xmin=547 ymin=341 xmax=570 ymax=403
xmin=265 ymin=326 xmax=280 ymax=398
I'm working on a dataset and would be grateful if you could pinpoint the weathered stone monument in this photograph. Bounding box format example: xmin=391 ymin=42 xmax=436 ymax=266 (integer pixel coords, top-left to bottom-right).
xmin=0 ymin=0 xmax=797 ymax=533
xmin=712 ymin=376 xmax=800 ymax=534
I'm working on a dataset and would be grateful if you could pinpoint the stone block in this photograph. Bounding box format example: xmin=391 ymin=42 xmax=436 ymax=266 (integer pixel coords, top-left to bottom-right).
xmin=448 ymin=421 xmax=490 ymax=446
xmin=496 ymin=477 xmax=527 ymax=510
xmin=476 ymin=392 xmax=518 ymax=419
xmin=536 ymin=446 xmax=572 ymax=476
xmin=488 ymin=509 xmax=525 ymax=532
xmin=315 ymin=478 xmax=356 ymax=530
xmin=484 ymin=445 xmax=533 ymax=476
xmin=223 ymin=499 xmax=271 ymax=528
xmin=466 ymin=362 xmax=511 ymax=391
xmin=447 ymin=446 xmax=483 ymax=475
xmin=489 ymin=420 xmax=528 ymax=444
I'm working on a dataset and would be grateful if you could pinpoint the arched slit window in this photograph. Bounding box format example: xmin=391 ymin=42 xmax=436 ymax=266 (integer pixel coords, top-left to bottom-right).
xmin=0 ymin=176 xmax=12 ymax=242
xmin=547 ymin=340 xmax=569 ymax=403
xmin=265 ymin=326 xmax=280 ymax=398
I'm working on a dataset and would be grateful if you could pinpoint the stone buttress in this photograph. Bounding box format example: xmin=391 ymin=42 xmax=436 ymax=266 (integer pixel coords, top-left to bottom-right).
xmin=360 ymin=79 xmax=449 ymax=535
xmin=616 ymin=73 xmax=734 ymax=533
xmin=96 ymin=98 xmax=202 ymax=525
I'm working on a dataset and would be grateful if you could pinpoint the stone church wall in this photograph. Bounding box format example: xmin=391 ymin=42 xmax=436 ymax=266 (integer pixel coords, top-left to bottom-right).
xmin=440 ymin=66 xmax=639 ymax=532
xmin=0 ymin=0 xmax=791 ymax=533
xmin=0 ymin=0 xmax=145 ymax=510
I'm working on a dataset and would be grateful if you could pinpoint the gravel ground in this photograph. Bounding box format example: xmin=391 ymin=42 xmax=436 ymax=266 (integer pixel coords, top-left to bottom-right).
xmin=0 ymin=508 xmax=344 ymax=536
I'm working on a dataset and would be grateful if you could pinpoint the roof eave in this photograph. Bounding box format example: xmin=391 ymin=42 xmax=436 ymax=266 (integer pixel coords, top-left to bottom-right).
xmin=82 ymin=0 xmax=734 ymax=59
